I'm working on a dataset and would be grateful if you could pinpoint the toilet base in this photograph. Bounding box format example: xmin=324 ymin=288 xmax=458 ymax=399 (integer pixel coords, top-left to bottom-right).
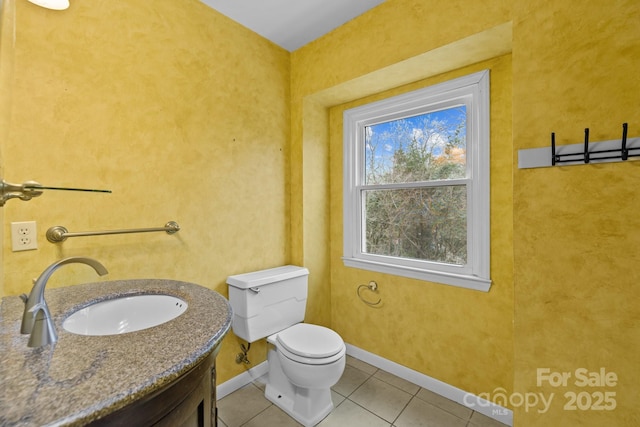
xmin=265 ymin=382 xmax=333 ymax=427
xmin=265 ymin=345 xmax=335 ymax=426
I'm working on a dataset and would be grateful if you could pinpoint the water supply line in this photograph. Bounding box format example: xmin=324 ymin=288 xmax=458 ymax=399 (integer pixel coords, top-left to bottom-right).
xmin=236 ymin=342 xmax=251 ymax=364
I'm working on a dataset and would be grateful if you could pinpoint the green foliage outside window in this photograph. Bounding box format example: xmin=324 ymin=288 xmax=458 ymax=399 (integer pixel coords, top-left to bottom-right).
xmin=363 ymin=107 xmax=467 ymax=265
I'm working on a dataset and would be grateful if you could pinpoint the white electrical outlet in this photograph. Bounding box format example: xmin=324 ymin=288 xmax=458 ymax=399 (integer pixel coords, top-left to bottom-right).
xmin=11 ymin=221 xmax=38 ymax=251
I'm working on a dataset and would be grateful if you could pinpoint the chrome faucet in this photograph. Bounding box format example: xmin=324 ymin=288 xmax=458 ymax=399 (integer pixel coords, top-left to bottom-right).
xmin=20 ymin=257 xmax=108 ymax=347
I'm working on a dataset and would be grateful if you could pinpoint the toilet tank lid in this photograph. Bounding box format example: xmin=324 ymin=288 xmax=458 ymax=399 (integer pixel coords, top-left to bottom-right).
xmin=226 ymin=265 xmax=309 ymax=289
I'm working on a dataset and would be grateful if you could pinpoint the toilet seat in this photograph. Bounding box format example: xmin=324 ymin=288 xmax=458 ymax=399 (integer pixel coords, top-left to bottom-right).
xmin=275 ymin=323 xmax=345 ymax=365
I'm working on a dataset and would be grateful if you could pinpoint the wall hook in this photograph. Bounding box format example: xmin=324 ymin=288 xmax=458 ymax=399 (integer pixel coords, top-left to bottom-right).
xmin=583 ymin=128 xmax=590 ymax=164
xmin=621 ymin=123 xmax=628 ymax=161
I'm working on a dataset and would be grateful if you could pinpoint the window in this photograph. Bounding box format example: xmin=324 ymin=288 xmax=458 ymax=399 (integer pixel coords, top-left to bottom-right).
xmin=343 ymin=70 xmax=491 ymax=291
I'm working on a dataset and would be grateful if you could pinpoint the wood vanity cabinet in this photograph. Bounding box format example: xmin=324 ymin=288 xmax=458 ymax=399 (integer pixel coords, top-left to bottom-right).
xmin=90 ymin=350 xmax=217 ymax=427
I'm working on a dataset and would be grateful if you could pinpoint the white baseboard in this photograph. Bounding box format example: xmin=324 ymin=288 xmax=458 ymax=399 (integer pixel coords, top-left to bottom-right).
xmin=216 ymin=361 xmax=268 ymax=400
xmin=346 ymin=344 xmax=513 ymax=426
xmin=215 ymin=344 xmax=512 ymax=426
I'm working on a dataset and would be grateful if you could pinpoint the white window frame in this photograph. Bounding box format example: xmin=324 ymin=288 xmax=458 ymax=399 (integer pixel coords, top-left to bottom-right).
xmin=342 ymin=70 xmax=491 ymax=292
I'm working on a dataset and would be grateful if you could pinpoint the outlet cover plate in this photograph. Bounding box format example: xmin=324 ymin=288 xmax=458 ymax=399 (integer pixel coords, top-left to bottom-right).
xmin=11 ymin=221 xmax=38 ymax=251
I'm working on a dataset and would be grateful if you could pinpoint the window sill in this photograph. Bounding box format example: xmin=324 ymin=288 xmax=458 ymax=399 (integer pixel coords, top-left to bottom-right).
xmin=342 ymin=257 xmax=492 ymax=292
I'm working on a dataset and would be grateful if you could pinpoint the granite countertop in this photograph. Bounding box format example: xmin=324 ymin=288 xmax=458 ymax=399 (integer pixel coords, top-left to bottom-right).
xmin=0 ymin=279 xmax=232 ymax=426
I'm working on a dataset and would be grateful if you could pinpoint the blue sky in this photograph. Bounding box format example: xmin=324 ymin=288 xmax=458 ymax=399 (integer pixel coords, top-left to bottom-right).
xmin=365 ymin=105 xmax=466 ymax=174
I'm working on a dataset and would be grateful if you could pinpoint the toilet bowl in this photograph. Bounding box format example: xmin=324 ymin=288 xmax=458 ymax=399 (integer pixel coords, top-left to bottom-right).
xmin=265 ymin=323 xmax=346 ymax=426
xmin=226 ymin=266 xmax=346 ymax=426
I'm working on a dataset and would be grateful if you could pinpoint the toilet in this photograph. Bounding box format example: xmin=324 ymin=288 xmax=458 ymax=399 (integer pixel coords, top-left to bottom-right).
xmin=226 ymin=265 xmax=346 ymax=427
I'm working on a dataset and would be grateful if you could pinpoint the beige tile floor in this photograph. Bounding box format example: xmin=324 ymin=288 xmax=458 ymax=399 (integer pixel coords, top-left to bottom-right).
xmin=217 ymin=355 xmax=509 ymax=427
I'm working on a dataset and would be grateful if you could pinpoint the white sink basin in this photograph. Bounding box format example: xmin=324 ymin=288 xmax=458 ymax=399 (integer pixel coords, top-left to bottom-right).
xmin=63 ymin=294 xmax=188 ymax=336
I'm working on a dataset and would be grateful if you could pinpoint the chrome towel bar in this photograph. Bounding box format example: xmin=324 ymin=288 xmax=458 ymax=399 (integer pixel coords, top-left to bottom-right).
xmin=46 ymin=221 xmax=180 ymax=243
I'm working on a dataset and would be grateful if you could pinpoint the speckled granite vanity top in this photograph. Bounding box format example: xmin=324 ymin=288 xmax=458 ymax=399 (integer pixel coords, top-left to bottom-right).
xmin=0 ymin=279 xmax=232 ymax=426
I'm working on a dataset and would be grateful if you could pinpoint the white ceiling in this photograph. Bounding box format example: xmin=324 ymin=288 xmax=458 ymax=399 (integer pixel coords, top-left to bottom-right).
xmin=200 ymin=0 xmax=386 ymax=52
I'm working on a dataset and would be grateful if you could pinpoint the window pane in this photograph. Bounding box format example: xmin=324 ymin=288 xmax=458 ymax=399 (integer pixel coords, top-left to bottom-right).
xmin=364 ymin=106 xmax=466 ymax=185
xmin=364 ymin=186 xmax=467 ymax=265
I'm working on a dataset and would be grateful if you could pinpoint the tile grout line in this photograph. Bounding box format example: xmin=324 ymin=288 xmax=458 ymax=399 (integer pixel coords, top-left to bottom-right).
xmin=351 ymin=366 xmax=480 ymax=427
xmin=344 ymin=394 xmax=394 ymax=426
xmin=390 ymin=393 xmax=416 ymax=426
xmin=239 ymin=402 xmax=275 ymax=427
xmin=342 ymin=367 xmax=418 ymax=427
xmin=222 ymin=356 xmax=504 ymax=427
xmin=341 ymin=364 xmax=380 ymax=399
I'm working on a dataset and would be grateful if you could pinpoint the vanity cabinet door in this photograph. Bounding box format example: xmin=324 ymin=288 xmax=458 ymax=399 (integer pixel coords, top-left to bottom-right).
xmin=211 ymin=365 xmax=217 ymax=426
xmin=91 ymin=352 xmax=216 ymax=427
xmin=154 ymin=364 xmax=211 ymax=427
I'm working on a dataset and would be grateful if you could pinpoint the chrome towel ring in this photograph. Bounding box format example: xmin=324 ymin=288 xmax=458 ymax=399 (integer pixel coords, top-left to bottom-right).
xmin=357 ymin=281 xmax=382 ymax=307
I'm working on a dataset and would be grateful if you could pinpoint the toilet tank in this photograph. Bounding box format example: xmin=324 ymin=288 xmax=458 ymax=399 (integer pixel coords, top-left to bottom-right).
xmin=226 ymin=265 xmax=309 ymax=343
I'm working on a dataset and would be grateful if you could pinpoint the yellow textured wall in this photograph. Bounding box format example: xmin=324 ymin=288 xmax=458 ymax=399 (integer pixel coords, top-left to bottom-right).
xmin=0 ymin=0 xmax=13 ymax=295
xmin=292 ymin=0 xmax=639 ymax=425
xmin=290 ymin=0 xmax=513 ymax=331
xmin=329 ymin=55 xmax=513 ymax=396
xmin=3 ymin=0 xmax=639 ymax=425
xmin=291 ymin=0 xmax=514 ymax=410
xmin=512 ymin=0 xmax=640 ymax=425
xmin=0 ymin=0 xmax=290 ymax=383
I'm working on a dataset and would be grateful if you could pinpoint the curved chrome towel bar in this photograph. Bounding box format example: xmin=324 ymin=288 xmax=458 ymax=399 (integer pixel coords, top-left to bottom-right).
xmin=46 ymin=221 xmax=180 ymax=243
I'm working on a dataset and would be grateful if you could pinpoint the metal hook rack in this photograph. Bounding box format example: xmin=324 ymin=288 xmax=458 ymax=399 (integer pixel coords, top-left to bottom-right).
xmin=551 ymin=123 xmax=640 ymax=165
xmin=518 ymin=123 xmax=640 ymax=169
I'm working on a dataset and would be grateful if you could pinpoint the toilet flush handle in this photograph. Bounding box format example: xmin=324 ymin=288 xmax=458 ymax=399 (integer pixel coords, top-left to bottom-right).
xmin=249 ymin=287 xmax=260 ymax=294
